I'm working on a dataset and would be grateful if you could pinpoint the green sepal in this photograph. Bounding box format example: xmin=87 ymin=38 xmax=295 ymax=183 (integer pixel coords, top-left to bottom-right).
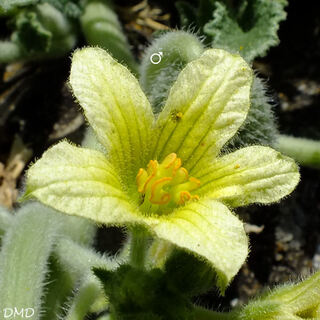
xmin=266 ymin=270 xmax=320 ymax=317
xmin=229 ymin=270 xmax=320 ymax=319
xmin=231 ymin=299 xmax=285 ymax=320
xmin=93 ymin=264 xmax=194 ymax=320
xmin=164 ymin=249 xmax=216 ymax=297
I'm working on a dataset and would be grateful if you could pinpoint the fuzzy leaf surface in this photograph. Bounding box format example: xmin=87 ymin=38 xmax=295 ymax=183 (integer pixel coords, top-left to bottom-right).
xmin=0 ymin=0 xmax=38 ymax=11
xmin=204 ymin=0 xmax=288 ymax=61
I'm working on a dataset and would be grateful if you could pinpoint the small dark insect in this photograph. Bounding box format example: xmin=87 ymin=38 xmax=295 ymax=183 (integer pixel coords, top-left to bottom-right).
xmin=170 ymin=110 xmax=183 ymax=122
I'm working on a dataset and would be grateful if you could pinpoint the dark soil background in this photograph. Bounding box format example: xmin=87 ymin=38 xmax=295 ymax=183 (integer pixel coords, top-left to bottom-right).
xmin=0 ymin=0 xmax=319 ymax=313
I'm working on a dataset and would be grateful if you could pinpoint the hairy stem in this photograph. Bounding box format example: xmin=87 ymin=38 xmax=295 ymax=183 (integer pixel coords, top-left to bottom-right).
xmin=55 ymin=238 xmax=118 ymax=282
xmin=55 ymin=238 xmax=117 ymax=317
xmin=276 ymin=134 xmax=320 ymax=169
xmin=0 ymin=201 xmax=96 ymax=319
xmin=147 ymin=238 xmax=173 ymax=268
xmin=41 ymin=257 xmax=74 ymax=320
xmin=0 ymin=203 xmax=60 ymax=319
xmin=59 ymin=215 xmax=96 ymax=247
xmin=129 ymin=226 xmax=150 ymax=269
xmin=64 ymin=275 xmax=102 ymax=320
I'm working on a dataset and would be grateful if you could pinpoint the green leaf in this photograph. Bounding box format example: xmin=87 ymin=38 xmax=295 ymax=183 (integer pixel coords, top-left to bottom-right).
xmin=153 ymin=48 xmax=252 ymax=172
xmin=146 ymin=198 xmax=248 ymax=293
xmin=204 ymin=0 xmax=288 ymax=61
xmin=80 ymin=1 xmax=138 ymax=73
xmin=195 ymin=146 xmax=299 ymax=207
xmin=10 ymin=3 xmax=77 ymax=58
xmin=14 ymin=9 xmax=52 ymax=52
xmin=70 ymin=47 xmax=154 ymax=184
xmin=0 ymin=0 xmax=38 ymax=12
xmin=24 ymin=141 xmax=141 ymax=225
xmin=46 ymin=0 xmax=82 ymax=18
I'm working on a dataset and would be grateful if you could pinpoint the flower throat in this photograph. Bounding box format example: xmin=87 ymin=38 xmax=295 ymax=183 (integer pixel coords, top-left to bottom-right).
xmin=136 ymin=153 xmax=200 ymax=211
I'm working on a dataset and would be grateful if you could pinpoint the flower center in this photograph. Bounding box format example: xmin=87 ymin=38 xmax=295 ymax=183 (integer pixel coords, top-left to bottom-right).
xmin=136 ymin=153 xmax=200 ymax=208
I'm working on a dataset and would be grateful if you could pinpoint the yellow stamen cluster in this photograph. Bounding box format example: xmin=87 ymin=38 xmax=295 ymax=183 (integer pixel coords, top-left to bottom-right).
xmin=136 ymin=153 xmax=200 ymax=207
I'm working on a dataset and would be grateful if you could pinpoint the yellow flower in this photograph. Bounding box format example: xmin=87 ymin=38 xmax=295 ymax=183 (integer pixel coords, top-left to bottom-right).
xmin=23 ymin=47 xmax=299 ymax=291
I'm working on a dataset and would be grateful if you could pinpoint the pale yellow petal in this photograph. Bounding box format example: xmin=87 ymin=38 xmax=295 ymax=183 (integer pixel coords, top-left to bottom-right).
xmin=195 ymin=146 xmax=299 ymax=207
xmin=24 ymin=141 xmax=141 ymax=224
xmin=153 ymin=49 xmax=252 ymax=173
xmin=70 ymin=47 xmax=154 ymax=183
xmin=145 ymin=198 xmax=248 ymax=292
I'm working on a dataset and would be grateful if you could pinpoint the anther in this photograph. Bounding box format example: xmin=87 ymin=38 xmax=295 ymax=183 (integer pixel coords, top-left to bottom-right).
xmin=136 ymin=153 xmax=200 ymax=207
